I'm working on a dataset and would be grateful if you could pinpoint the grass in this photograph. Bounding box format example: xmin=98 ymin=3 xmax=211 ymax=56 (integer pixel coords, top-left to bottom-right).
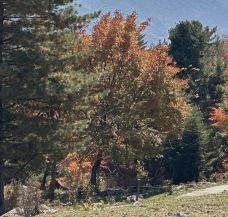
xmin=39 ymin=185 xmax=228 ymax=217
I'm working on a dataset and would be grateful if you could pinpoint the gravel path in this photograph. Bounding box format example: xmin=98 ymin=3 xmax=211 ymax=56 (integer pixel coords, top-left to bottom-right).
xmin=182 ymin=184 xmax=228 ymax=197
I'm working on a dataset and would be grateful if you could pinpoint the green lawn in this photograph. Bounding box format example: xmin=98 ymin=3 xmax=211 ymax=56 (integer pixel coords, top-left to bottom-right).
xmin=39 ymin=191 xmax=228 ymax=217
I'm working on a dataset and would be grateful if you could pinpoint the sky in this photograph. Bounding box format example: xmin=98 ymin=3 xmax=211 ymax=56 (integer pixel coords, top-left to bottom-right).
xmin=76 ymin=0 xmax=228 ymax=44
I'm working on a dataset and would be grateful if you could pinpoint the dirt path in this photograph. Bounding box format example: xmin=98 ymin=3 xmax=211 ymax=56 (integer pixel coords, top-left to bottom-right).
xmin=182 ymin=184 xmax=228 ymax=197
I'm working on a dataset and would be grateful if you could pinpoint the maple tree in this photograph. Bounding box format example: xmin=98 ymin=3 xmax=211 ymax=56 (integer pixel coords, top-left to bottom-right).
xmin=77 ymin=11 xmax=189 ymax=187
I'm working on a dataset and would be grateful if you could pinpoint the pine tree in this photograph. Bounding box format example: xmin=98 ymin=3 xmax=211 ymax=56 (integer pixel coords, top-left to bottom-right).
xmin=0 ymin=0 xmax=99 ymax=213
xmin=164 ymin=109 xmax=210 ymax=183
xmin=168 ymin=21 xmax=227 ymax=181
xmin=168 ymin=21 xmax=226 ymax=120
xmin=138 ymin=34 xmax=147 ymax=49
xmin=169 ymin=20 xmax=216 ymax=69
xmin=189 ymin=39 xmax=227 ymax=120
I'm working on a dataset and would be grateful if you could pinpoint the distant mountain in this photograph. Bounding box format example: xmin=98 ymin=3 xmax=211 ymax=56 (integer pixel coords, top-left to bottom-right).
xmin=77 ymin=0 xmax=228 ymax=44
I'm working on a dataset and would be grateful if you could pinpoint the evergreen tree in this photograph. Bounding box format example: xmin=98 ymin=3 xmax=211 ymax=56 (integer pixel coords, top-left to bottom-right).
xmin=168 ymin=21 xmax=227 ymax=181
xmin=164 ymin=109 xmax=210 ymax=183
xmin=169 ymin=21 xmax=226 ymax=120
xmin=0 ymin=0 xmax=99 ymax=213
xmin=138 ymin=34 xmax=147 ymax=49
xmin=188 ymin=39 xmax=227 ymax=120
xmin=169 ymin=20 xmax=216 ymax=69
xmin=201 ymin=131 xmax=227 ymax=178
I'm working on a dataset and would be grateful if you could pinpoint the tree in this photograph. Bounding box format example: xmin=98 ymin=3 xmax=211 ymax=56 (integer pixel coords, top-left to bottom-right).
xmin=169 ymin=21 xmax=226 ymax=121
xmin=79 ymin=11 xmax=189 ymax=188
xmin=0 ymin=0 xmax=99 ymax=213
xmin=138 ymin=34 xmax=147 ymax=49
xmin=205 ymin=61 xmax=227 ymax=176
xmin=168 ymin=22 xmax=227 ymax=180
xmin=190 ymin=40 xmax=227 ymax=120
xmin=164 ymin=109 xmax=211 ymax=183
xmin=209 ymin=52 xmax=228 ymax=134
xmin=169 ymin=20 xmax=216 ymax=69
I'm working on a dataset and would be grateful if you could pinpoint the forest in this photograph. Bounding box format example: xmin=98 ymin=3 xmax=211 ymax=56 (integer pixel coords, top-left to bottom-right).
xmin=0 ymin=1 xmax=227 ymax=216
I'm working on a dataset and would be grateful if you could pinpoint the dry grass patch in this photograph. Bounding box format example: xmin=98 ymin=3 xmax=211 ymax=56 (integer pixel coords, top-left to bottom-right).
xmin=38 ymin=191 xmax=228 ymax=217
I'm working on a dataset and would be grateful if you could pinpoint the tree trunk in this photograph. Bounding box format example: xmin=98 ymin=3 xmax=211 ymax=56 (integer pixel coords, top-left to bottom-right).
xmin=0 ymin=3 xmax=5 ymax=215
xmin=48 ymin=161 xmax=57 ymax=201
xmin=40 ymin=164 xmax=49 ymax=191
xmin=90 ymin=158 xmax=102 ymax=192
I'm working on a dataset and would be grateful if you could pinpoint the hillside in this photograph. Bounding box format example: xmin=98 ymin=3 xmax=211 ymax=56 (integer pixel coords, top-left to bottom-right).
xmin=78 ymin=0 xmax=228 ymax=43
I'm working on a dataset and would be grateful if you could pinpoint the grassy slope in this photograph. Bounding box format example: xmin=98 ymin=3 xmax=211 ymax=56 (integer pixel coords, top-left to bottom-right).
xmin=40 ymin=189 xmax=228 ymax=217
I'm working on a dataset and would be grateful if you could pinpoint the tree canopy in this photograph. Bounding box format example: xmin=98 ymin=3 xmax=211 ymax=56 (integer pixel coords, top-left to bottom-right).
xmin=78 ymin=12 xmax=189 ymax=164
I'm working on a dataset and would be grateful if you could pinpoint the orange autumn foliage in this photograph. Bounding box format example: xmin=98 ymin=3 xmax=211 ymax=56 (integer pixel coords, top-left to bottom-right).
xmin=57 ymin=153 xmax=106 ymax=189
xmin=80 ymin=11 xmax=189 ymax=114
xmin=210 ymin=107 xmax=228 ymax=134
xmin=77 ymin=11 xmax=190 ymax=158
